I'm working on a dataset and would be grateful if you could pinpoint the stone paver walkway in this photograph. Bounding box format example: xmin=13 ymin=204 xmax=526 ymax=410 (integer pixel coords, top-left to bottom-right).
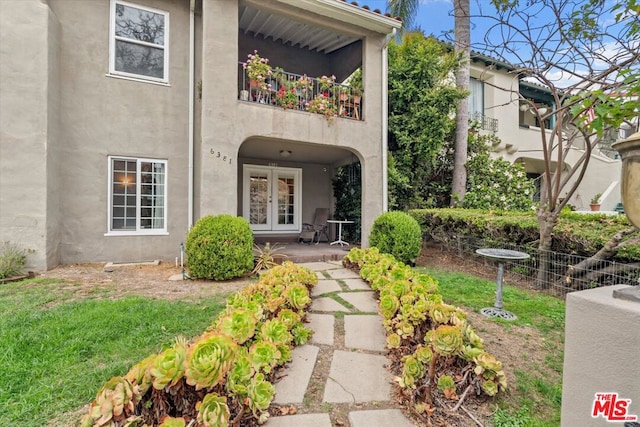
xmin=267 ymin=261 xmax=416 ymax=427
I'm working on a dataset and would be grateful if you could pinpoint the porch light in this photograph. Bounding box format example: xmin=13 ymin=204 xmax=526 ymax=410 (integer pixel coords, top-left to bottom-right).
xmin=612 ymin=131 xmax=640 ymax=303
xmin=280 ymin=150 xmax=292 ymax=158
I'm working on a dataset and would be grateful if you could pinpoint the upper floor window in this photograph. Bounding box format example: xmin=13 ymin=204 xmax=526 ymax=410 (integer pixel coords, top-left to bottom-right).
xmin=109 ymin=0 xmax=169 ymax=83
xmin=469 ymin=78 xmax=484 ymax=116
xmin=108 ymin=156 xmax=167 ymax=235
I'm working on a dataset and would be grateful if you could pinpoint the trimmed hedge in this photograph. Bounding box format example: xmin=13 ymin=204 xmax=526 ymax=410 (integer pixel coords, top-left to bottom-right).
xmin=409 ymin=208 xmax=640 ymax=262
xmin=369 ymin=211 xmax=422 ymax=263
xmin=186 ymin=215 xmax=254 ymax=280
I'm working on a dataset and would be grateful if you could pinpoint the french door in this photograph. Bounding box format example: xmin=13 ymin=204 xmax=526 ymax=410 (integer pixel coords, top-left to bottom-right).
xmin=243 ymin=165 xmax=301 ymax=232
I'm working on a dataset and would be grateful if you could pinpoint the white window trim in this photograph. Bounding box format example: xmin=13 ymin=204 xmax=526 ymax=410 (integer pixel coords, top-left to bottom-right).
xmin=108 ymin=0 xmax=170 ymax=84
xmin=106 ymin=156 xmax=169 ymax=236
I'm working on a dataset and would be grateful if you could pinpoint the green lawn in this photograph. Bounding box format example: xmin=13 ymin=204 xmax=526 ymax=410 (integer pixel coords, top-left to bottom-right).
xmin=416 ymin=267 xmax=565 ymax=427
xmin=0 ymin=278 xmax=227 ymax=426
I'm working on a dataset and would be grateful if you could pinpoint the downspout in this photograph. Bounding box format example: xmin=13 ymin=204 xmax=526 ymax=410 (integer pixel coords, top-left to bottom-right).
xmin=188 ymin=0 xmax=195 ymax=228
xmin=381 ymin=28 xmax=396 ymax=212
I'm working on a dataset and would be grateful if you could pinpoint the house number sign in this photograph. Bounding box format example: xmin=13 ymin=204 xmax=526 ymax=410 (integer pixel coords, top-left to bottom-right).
xmin=210 ymin=148 xmax=232 ymax=164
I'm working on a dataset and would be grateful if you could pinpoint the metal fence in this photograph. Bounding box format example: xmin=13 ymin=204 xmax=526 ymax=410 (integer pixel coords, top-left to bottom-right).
xmin=439 ymin=235 xmax=640 ymax=295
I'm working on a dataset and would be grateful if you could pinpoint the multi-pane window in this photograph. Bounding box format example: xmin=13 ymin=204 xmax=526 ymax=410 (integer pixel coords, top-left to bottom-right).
xmin=109 ymin=157 xmax=167 ymax=233
xmin=109 ymin=0 xmax=169 ymax=82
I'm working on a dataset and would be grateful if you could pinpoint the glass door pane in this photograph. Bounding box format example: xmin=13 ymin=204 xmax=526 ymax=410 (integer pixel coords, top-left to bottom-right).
xmin=276 ymin=175 xmax=296 ymax=226
xmin=248 ymin=171 xmax=271 ymax=229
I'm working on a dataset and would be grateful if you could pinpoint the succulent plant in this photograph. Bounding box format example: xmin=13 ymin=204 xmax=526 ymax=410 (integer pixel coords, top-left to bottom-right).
xmin=379 ymin=294 xmax=400 ymax=320
xmin=437 ymin=375 xmax=457 ymax=399
xmin=276 ymin=344 xmax=293 ymax=365
xmin=463 ymin=324 xmax=484 ymax=349
xmin=399 ymin=354 xmax=424 ymax=389
xmin=284 ymin=284 xmax=311 ymax=311
xmin=125 ymin=354 xmax=156 ymax=396
xmin=87 ymin=376 xmax=136 ymax=426
xmin=260 ymin=319 xmax=293 ymax=346
xmin=414 ymin=345 xmax=433 ymax=364
xmin=216 ymin=308 xmax=258 ymax=344
xmin=196 ymin=393 xmax=230 ymax=427
xmin=249 ymin=340 xmax=281 ymax=373
xmin=429 ymin=303 xmax=455 ymax=324
xmin=395 ymin=320 xmax=415 ymax=339
xmin=291 ymin=323 xmax=313 ymax=346
xmin=247 ymin=372 xmax=275 ymax=416
xmin=226 ymin=353 xmax=253 ymax=396
xmin=277 ymin=308 xmax=301 ymax=329
xmin=429 ymin=325 xmax=464 ymax=356
xmin=159 ymin=416 xmax=186 ymax=427
xmin=151 ymin=337 xmax=188 ymax=390
xmin=482 ymin=379 xmax=499 ymax=396
xmin=185 ymin=333 xmax=238 ymax=391
xmin=462 ymin=345 xmax=484 ymax=361
xmin=386 ymin=333 xmax=401 ymax=349
xmin=411 ymin=274 xmax=439 ymax=294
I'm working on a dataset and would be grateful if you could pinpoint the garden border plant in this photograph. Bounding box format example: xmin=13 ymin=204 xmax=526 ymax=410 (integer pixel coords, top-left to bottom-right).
xmin=343 ymin=247 xmax=507 ymax=424
xmin=79 ymin=261 xmax=317 ymax=427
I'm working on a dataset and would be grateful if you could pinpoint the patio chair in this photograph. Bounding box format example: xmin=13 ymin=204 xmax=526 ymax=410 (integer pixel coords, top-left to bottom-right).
xmin=298 ymin=208 xmax=330 ymax=245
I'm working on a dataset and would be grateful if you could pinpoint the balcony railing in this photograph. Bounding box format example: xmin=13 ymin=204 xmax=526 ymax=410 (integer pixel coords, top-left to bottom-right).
xmin=471 ymin=112 xmax=499 ymax=133
xmin=238 ymin=63 xmax=363 ymax=121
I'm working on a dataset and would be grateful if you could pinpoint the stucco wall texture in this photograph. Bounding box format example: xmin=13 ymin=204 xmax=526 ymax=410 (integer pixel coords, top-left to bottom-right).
xmin=1 ymin=0 xmax=394 ymax=269
xmin=561 ymin=285 xmax=640 ymax=426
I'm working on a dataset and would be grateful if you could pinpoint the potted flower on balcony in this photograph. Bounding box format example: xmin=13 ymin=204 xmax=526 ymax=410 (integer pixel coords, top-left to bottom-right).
xmin=242 ymin=50 xmax=272 ymax=91
xmin=349 ymin=68 xmax=363 ymax=104
xmin=590 ymin=193 xmax=602 ymax=211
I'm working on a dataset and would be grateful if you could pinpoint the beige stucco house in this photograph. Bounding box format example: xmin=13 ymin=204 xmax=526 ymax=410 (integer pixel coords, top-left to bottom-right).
xmin=468 ymin=52 xmax=635 ymax=211
xmin=0 ymin=0 xmax=401 ymax=270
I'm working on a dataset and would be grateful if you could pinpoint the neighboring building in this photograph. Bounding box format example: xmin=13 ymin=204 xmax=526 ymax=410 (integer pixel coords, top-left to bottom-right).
xmin=468 ymin=52 xmax=637 ymax=211
xmin=0 ymin=0 xmax=401 ymax=270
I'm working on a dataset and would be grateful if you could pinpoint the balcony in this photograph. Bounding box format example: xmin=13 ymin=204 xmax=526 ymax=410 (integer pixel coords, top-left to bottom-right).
xmin=238 ymin=63 xmax=363 ymax=121
xmin=470 ymin=112 xmax=499 ymax=132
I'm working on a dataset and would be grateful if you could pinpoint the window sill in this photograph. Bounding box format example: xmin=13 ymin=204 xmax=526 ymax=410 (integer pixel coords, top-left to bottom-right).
xmin=106 ymin=73 xmax=170 ymax=87
xmin=104 ymin=231 xmax=170 ymax=237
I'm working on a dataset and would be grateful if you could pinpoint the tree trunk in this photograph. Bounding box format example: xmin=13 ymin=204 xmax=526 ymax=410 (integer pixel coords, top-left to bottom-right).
xmin=450 ymin=0 xmax=470 ymax=207
xmin=558 ymin=227 xmax=639 ymax=286
xmin=536 ymin=210 xmax=558 ymax=289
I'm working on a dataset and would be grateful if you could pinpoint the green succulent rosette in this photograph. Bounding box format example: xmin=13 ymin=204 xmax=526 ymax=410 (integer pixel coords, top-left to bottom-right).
xmin=473 ymin=351 xmax=503 ymax=375
xmin=159 ymin=416 xmax=186 ymax=427
xmin=400 ymin=355 xmax=424 ymax=389
xmin=390 ymin=280 xmax=410 ymax=298
xmin=247 ymin=372 xmax=276 ymax=415
xmin=151 ymin=338 xmax=188 ymax=390
xmin=482 ymin=379 xmax=498 ymax=396
xmin=429 ymin=303 xmax=455 ymax=324
xmin=185 ymin=334 xmax=238 ymax=391
xmin=277 ymin=308 xmax=301 ymax=329
xmin=291 ymin=323 xmax=313 ymax=346
xmin=225 ymin=353 xmax=252 ymax=396
xmin=412 ymin=274 xmax=439 ymax=294
xmin=395 ymin=320 xmax=415 ymax=339
xmin=379 ymin=294 xmax=400 ymax=319
xmin=196 ymin=393 xmax=230 ymax=427
xmin=284 ymin=283 xmax=311 ymax=310
xmin=249 ymin=340 xmax=281 ymax=373
xmin=386 ymin=333 xmax=402 ymax=349
xmin=430 ymin=324 xmax=464 ymax=356
xmin=437 ymin=375 xmax=456 ymax=391
xmin=414 ymin=345 xmax=433 ymax=364
xmin=464 ymin=324 xmax=484 ymax=349
xmin=462 ymin=345 xmax=484 ymax=361
xmin=260 ymin=319 xmax=293 ymax=346
xmin=276 ymin=344 xmax=293 ymax=364
xmin=216 ymin=308 xmax=258 ymax=345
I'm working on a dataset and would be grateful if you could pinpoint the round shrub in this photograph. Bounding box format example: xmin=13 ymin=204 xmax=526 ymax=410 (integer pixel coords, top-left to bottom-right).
xmin=368 ymin=211 xmax=422 ymax=263
xmin=186 ymin=214 xmax=254 ymax=280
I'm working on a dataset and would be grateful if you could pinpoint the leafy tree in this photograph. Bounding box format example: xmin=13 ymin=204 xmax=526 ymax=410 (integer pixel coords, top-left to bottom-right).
xmin=388 ymin=33 xmax=466 ymax=210
xmin=478 ymin=0 xmax=640 ymax=287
